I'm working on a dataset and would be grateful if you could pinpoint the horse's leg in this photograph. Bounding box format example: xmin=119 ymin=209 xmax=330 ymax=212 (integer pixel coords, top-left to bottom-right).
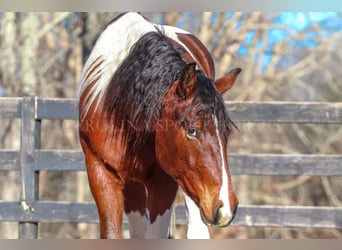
xmin=81 ymin=140 xmax=124 ymax=239
xmin=183 ymin=192 xmax=211 ymax=239
xmin=144 ymin=166 xmax=178 ymax=239
xmin=123 ymin=181 xmax=148 ymax=238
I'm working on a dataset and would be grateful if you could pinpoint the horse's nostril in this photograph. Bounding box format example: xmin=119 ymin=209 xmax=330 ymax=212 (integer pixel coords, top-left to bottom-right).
xmin=213 ymin=205 xmax=223 ymax=225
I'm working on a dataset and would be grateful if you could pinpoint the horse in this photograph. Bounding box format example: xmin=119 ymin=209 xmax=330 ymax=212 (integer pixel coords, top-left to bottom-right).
xmin=78 ymin=12 xmax=240 ymax=239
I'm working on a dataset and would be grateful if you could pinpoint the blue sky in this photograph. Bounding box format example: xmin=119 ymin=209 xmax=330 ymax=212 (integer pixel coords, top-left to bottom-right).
xmin=239 ymin=12 xmax=341 ymax=71
xmin=171 ymin=12 xmax=341 ymax=72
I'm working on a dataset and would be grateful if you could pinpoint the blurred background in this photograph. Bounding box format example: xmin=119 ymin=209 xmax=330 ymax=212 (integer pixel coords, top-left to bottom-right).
xmin=0 ymin=12 xmax=341 ymax=239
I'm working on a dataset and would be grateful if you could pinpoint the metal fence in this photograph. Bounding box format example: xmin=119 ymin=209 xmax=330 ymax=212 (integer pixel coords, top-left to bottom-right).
xmin=0 ymin=97 xmax=342 ymax=238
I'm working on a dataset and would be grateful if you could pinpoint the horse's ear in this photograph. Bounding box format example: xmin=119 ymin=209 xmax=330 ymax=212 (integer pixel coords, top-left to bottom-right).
xmin=177 ymin=63 xmax=197 ymax=99
xmin=214 ymin=68 xmax=241 ymax=95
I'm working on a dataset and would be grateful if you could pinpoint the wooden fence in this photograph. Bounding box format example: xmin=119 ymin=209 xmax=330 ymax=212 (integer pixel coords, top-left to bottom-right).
xmin=0 ymin=97 xmax=342 ymax=238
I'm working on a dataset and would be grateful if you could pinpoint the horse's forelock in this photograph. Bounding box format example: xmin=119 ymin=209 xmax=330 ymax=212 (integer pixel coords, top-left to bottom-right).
xmin=181 ymin=74 xmax=235 ymax=138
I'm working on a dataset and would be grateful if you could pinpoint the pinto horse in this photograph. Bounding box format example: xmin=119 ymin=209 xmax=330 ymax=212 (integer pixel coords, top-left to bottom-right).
xmin=78 ymin=12 xmax=240 ymax=239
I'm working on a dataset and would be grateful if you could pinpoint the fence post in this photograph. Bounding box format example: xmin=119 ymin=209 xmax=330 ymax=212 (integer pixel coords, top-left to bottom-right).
xmin=19 ymin=97 xmax=41 ymax=239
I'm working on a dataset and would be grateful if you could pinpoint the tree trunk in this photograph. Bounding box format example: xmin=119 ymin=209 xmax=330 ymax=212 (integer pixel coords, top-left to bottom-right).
xmin=20 ymin=13 xmax=40 ymax=96
xmin=0 ymin=12 xmax=20 ymax=239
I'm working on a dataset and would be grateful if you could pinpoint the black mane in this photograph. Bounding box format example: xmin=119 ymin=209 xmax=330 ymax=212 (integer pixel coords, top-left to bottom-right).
xmin=103 ymin=31 xmax=186 ymax=156
xmin=103 ymin=31 xmax=234 ymax=164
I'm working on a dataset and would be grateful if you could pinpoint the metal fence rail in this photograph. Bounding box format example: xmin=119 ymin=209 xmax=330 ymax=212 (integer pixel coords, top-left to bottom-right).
xmin=0 ymin=97 xmax=342 ymax=238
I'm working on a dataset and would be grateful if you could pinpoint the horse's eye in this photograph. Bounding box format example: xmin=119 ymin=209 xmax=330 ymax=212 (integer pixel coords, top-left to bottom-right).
xmin=186 ymin=127 xmax=201 ymax=139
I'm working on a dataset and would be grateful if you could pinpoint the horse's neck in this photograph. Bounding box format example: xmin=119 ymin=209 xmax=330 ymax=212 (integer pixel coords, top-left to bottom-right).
xmin=161 ymin=25 xmax=215 ymax=79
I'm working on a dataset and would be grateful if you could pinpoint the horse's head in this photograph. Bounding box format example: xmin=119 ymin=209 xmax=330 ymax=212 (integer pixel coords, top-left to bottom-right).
xmin=155 ymin=63 xmax=240 ymax=227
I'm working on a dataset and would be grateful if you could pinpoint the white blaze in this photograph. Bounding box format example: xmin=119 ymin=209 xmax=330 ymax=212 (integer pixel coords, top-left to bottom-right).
xmin=214 ymin=116 xmax=232 ymax=218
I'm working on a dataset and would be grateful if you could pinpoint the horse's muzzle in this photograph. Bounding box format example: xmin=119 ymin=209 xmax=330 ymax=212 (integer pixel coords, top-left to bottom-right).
xmin=200 ymin=203 xmax=238 ymax=227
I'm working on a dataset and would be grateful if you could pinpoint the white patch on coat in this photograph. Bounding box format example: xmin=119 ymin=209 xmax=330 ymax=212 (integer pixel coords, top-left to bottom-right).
xmin=145 ymin=208 xmax=172 ymax=239
xmin=126 ymin=208 xmax=172 ymax=239
xmin=161 ymin=25 xmax=201 ymax=70
xmin=183 ymin=192 xmax=210 ymax=239
xmin=78 ymin=13 xmax=193 ymax=121
xmin=158 ymin=25 xmax=191 ymax=53
xmin=79 ymin=13 xmax=157 ymax=120
xmin=126 ymin=182 xmax=173 ymax=239
xmin=126 ymin=211 xmax=148 ymax=238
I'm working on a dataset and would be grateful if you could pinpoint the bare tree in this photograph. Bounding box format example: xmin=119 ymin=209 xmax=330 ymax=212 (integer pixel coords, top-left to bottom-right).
xmin=0 ymin=12 xmax=20 ymax=239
